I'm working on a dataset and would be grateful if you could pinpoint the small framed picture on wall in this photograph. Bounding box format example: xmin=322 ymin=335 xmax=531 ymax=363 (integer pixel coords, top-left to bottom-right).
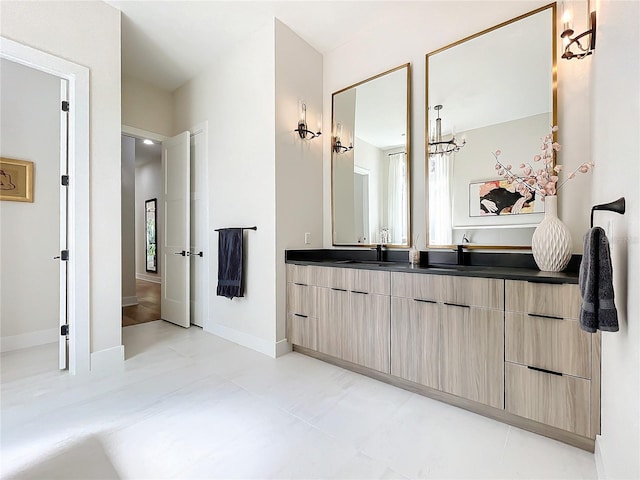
xmin=0 ymin=157 xmax=34 ymax=202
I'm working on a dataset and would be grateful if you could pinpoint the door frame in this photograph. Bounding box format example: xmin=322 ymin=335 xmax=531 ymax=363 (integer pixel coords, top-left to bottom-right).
xmin=1 ymin=37 xmax=90 ymax=374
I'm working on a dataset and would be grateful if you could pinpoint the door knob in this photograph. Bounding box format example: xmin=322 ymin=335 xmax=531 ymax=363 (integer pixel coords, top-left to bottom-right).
xmin=174 ymin=250 xmax=187 ymax=256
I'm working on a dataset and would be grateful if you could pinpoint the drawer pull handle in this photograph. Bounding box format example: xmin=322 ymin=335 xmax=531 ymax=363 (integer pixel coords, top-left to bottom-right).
xmin=527 ymin=313 xmax=563 ymax=321
xmin=331 ymin=288 xmax=347 ymax=292
xmin=527 ymin=365 xmax=563 ymax=376
xmin=414 ymin=298 xmax=437 ymax=304
xmin=444 ymin=302 xmax=470 ymax=308
xmin=293 ymin=313 xmax=308 ymax=318
xmin=351 ymin=290 xmax=369 ymax=295
xmin=293 ymin=282 xmax=308 ymax=287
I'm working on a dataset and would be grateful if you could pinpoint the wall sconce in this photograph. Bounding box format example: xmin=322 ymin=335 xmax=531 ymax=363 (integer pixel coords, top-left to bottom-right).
xmin=428 ymin=105 xmax=465 ymax=157
xmin=561 ymin=1 xmax=596 ymax=59
xmin=294 ymin=102 xmax=321 ymax=139
xmin=332 ymin=123 xmax=353 ymax=154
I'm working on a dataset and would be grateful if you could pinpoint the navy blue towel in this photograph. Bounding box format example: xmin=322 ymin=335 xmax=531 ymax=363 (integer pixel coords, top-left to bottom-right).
xmin=217 ymin=228 xmax=244 ymax=299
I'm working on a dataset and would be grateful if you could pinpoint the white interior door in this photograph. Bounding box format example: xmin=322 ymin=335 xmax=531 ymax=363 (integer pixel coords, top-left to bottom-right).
xmin=161 ymin=131 xmax=190 ymax=328
xmin=189 ymin=126 xmax=208 ymax=327
xmin=59 ymin=79 xmax=69 ymax=369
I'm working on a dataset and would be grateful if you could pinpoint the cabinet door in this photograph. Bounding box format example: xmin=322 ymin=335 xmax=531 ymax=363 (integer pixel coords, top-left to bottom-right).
xmin=287 ymin=313 xmax=317 ymax=350
xmin=317 ymin=287 xmax=349 ymax=359
xmin=347 ymin=292 xmax=390 ymax=373
xmin=391 ymin=297 xmax=439 ymax=389
xmin=440 ymin=305 xmax=504 ymax=409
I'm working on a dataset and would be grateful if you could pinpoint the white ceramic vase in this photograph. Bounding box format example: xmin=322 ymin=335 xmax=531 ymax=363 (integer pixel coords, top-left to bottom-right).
xmin=531 ymin=195 xmax=572 ymax=272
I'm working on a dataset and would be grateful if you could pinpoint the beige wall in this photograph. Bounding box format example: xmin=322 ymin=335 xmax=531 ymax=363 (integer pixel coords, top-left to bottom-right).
xmin=122 ymin=75 xmax=173 ymax=137
xmin=173 ymin=21 xmax=278 ymax=354
xmin=0 ymin=0 xmax=122 ymax=356
xmin=274 ymin=19 xmax=324 ymax=343
xmin=0 ymin=59 xmax=60 ymax=348
xmin=591 ymin=1 xmax=640 ymax=478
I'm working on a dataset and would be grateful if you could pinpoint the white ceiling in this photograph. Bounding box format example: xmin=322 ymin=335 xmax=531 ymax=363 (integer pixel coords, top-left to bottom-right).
xmin=107 ymin=1 xmax=404 ymax=92
xmin=132 ymin=137 xmax=162 ymax=167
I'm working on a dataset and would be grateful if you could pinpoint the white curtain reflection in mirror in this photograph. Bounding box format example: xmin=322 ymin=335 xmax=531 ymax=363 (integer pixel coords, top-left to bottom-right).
xmin=387 ymin=152 xmax=407 ymax=244
xmin=429 ymin=153 xmax=452 ymax=245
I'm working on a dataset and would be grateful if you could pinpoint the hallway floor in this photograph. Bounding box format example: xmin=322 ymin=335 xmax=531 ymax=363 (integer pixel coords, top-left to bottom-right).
xmin=122 ymin=278 xmax=161 ymax=327
xmin=1 ymin=321 xmax=597 ymax=479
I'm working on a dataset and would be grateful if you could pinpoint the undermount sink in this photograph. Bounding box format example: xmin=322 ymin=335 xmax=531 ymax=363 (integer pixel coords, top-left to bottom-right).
xmin=333 ymin=259 xmax=398 ymax=266
xmin=427 ymin=264 xmax=493 ymax=271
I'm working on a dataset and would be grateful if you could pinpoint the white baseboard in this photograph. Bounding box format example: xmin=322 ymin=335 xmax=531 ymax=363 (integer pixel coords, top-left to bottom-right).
xmin=122 ymin=296 xmax=138 ymax=307
xmin=275 ymin=339 xmax=292 ymax=357
xmin=136 ymin=273 xmax=161 ymax=284
xmin=1 ymin=328 xmax=58 ymax=352
xmin=90 ymin=345 xmax=124 ymax=373
xmin=206 ymin=323 xmax=283 ymax=358
xmin=594 ymin=436 xmax=607 ymax=479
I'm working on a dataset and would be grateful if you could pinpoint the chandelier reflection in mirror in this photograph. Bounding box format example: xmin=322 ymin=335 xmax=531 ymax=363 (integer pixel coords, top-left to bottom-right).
xmin=428 ymin=105 xmax=466 ymax=157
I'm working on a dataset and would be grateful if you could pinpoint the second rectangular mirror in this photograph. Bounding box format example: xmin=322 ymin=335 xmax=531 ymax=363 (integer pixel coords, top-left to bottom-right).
xmin=331 ymin=63 xmax=411 ymax=247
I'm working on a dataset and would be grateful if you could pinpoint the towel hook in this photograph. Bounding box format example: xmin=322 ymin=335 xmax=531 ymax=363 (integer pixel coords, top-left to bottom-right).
xmin=590 ymin=197 xmax=625 ymax=228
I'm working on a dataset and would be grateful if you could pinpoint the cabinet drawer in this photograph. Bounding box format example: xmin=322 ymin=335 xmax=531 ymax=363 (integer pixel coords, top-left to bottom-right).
xmin=287 ymin=264 xmax=309 ymax=285
xmin=315 ymin=266 xmax=350 ymax=290
xmin=391 ymin=272 xmax=441 ymax=302
xmin=286 ymin=283 xmax=317 ymax=317
xmin=350 ymin=269 xmax=390 ymax=295
xmin=287 ymin=313 xmax=317 ymax=350
xmin=506 ymin=280 xmax=581 ymax=319
xmin=506 ymin=312 xmax=591 ymax=378
xmin=440 ymin=276 xmax=504 ymax=309
xmin=506 ymin=362 xmax=590 ymax=437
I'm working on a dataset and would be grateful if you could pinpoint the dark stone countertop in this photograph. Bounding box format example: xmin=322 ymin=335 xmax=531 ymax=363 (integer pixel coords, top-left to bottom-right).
xmin=285 ymin=249 xmax=579 ymax=284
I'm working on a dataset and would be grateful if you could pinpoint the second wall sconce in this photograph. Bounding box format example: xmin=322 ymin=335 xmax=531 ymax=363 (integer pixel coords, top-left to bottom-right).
xmin=294 ymin=102 xmax=322 ymax=139
xmin=561 ymin=1 xmax=597 ymax=59
xmin=332 ymin=123 xmax=353 ymax=154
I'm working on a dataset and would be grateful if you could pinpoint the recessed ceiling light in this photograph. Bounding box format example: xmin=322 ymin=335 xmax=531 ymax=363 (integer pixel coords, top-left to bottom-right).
xmin=143 ymin=139 xmax=154 ymax=145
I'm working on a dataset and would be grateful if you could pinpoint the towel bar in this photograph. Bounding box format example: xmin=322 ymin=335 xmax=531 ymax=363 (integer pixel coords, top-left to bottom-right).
xmin=590 ymin=198 xmax=625 ymax=228
xmin=214 ymin=226 xmax=257 ymax=232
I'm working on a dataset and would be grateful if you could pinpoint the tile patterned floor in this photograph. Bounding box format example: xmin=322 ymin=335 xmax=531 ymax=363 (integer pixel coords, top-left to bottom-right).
xmin=0 ymin=321 xmax=597 ymax=479
xmin=122 ymin=279 xmax=161 ymax=327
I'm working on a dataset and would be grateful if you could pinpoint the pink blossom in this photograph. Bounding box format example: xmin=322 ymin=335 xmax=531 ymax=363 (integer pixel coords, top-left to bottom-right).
xmin=506 ymin=164 xmax=512 ymax=170
xmin=534 ymin=155 xmax=541 ymax=162
xmin=495 ymin=150 xmax=501 ymax=156
xmin=552 ymin=125 xmax=559 ymax=132
xmin=495 ymin=164 xmax=500 ymax=170
xmin=552 ymin=142 xmax=561 ymax=151
xmin=579 ymin=165 xmax=589 ymax=173
xmin=550 ymin=175 xmax=558 ymax=183
xmin=519 ymin=163 xmax=526 ymax=168
xmin=568 ymin=173 xmax=576 ymax=179
xmin=524 ymin=167 xmax=532 ymax=176
xmin=554 ymin=165 xmax=564 ymax=172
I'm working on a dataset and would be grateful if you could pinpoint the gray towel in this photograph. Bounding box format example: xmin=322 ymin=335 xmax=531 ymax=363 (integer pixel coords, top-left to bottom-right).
xmin=579 ymin=227 xmax=618 ymax=332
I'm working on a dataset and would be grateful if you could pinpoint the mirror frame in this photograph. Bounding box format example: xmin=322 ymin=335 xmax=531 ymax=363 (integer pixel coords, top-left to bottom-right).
xmin=145 ymin=198 xmax=158 ymax=273
xmin=331 ymin=63 xmax=412 ymax=248
xmin=425 ymin=3 xmax=557 ymax=250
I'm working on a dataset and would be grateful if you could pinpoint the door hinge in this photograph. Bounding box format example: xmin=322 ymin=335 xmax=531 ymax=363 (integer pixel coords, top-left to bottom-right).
xmin=60 ymin=250 xmax=69 ymax=261
xmin=62 ymin=101 xmax=69 ymax=112
xmin=61 ymin=175 xmax=69 ymax=186
xmin=61 ymin=325 xmax=69 ymax=336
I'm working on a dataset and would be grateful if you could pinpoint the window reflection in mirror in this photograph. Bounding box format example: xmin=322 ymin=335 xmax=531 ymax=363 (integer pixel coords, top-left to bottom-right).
xmin=426 ymin=5 xmax=555 ymax=248
xmin=332 ymin=64 xmax=411 ymax=247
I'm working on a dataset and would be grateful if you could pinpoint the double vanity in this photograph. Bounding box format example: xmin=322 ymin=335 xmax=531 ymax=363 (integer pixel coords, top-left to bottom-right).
xmin=285 ymin=251 xmax=600 ymax=451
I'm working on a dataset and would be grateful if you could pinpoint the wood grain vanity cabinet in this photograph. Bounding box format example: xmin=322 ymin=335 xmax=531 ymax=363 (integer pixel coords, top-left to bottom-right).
xmin=287 ymin=263 xmax=599 ymax=451
xmin=314 ymin=267 xmax=391 ymax=373
xmin=505 ymin=280 xmax=600 ymax=438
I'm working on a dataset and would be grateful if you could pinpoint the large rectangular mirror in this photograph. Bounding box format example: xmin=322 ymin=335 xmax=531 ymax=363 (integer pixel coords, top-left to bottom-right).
xmin=426 ymin=4 xmax=556 ymax=248
xmin=332 ymin=64 xmax=411 ymax=247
